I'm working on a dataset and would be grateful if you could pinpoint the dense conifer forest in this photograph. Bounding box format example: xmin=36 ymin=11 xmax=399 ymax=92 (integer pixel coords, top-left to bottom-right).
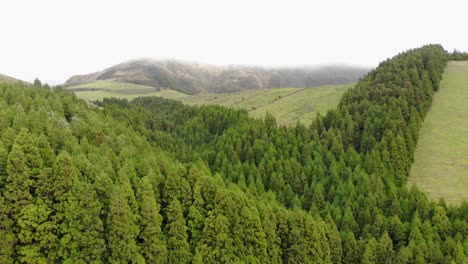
xmin=0 ymin=45 xmax=466 ymax=263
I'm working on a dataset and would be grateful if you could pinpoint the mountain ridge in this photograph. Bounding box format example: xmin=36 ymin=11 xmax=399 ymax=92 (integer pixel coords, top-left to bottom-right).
xmin=65 ymin=59 xmax=369 ymax=94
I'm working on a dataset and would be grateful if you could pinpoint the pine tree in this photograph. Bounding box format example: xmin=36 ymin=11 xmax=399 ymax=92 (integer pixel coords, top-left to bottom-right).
xmin=325 ymin=214 xmax=342 ymax=264
xmin=16 ymin=199 xmax=57 ymax=263
xmin=163 ymin=167 xmax=192 ymax=211
xmin=137 ymin=176 xmax=167 ymax=264
xmin=106 ymin=186 xmax=141 ymax=263
xmin=0 ymin=140 xmax=8 ymax=189
xmin=362 ymin=238 xmax=378 ymax=264
xmin=304 ymin=216 xmax=331 ymax=263
xmin=4 ymin=130 xmax=42 ymax=217
xmin=194 ymin=212 xmax=236 ymax=263
xmin=342 ymin=231 xmax=360 ymax=263
xmin=286 ymin=211 xmax=308 ymax=263
xmin=0 ymin=195 xmax=15 ymax=264
xmin=341 ymin=207 xmax=359 ymax=235
xmin=33 ymin=78 xmax=42 ymax=88
xmin=378 ymin=231 xmax=394 ymax=264
xmin=60 ymin=180 xmax=106 ymax=263
xmin=165 ymin=198 xmax=191 ymax=264
xmin=262 ymin=207 xmax=282 ymax=264
xmin=42 ymin=151 xmax=80 ymax=205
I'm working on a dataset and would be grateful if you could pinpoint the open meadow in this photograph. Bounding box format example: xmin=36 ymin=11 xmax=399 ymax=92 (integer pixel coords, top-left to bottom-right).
xmin=180 ymin=84 xmax=352 ymax=125
xmin=408 ymin=61 xmax=468 ymax=204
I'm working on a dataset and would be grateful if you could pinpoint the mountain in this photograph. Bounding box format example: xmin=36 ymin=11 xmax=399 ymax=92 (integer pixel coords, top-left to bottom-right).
xmin=65 ymin=59 xmax=369 ymax=94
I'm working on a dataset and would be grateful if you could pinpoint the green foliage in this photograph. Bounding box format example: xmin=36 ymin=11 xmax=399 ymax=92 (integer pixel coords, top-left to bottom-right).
xmin=447 ymin=49 xmax=468 ymax=61
xmin=137 ymin=176 xmax=167 ymax=264
xmin=61 ymin=180 xmax=106 ymax=263
xmin=0 ymin=44 xmax=465 ymax=263
xmin=166 ymin=198 xmax=191 ymax=264
xmin=106 ymin=186 xmax=141 ymax=263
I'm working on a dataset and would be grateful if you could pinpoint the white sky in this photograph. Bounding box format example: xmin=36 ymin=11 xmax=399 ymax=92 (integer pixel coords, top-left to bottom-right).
xmin=1 ymin=0 xmax=467 ymax=84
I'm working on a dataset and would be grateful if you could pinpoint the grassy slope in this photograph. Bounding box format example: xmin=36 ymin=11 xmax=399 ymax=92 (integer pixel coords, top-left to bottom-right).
xmin=408 ymin=61 xmax=468 ymax=204
xmin=70 ymin=80 xmax=352 ymax=125
xmin=0 ymin=73 xmax=26 ymax=84
xmin=181 ymin=83 xmax=353 ymax=125
xmin=69 ymin=80 xmax=188 ymax=100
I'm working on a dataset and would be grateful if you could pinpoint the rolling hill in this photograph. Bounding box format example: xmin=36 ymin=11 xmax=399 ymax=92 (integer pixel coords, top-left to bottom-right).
xmin=65 ymin=59 xmax=369 ymax=94
xmin=0 ymin=73 xmax=26 ymax=84
xmin=69 ymin=82 xmax=353 ymax=126
xmin=409 ymin=60 xmax=468 ymax=204
xmin=67 ymin=80 xmax=188 ymax=101
xmin=180 ymin=83 xmax=353 ymax=125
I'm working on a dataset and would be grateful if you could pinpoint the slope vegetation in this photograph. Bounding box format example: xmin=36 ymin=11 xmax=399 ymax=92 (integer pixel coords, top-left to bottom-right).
xmin=68 ymin=80 xmax=188 ymax=101
xmin=409 ymin=61 xmax=468 ymax=204
xmin=70 ymin=82 xmax=351 ymax=126
xmin=181 ymin=83 xmax=353 ymax=125
xmin=65 ymin=59 xmax=368 ymax=94
xmin=0 ymin=45 xmax=465 ymax=263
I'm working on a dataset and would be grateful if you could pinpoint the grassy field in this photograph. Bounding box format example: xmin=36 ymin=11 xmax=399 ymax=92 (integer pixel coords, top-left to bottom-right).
xmin=181 ymin=84 xmax=352 ymax=125
xmin=69 ymin=80 xmax=352 ymax=126
xmin=68 ymin=80 xmax=188 ymax=100
xmin=408 ymin=61 xmax=468 ymax=204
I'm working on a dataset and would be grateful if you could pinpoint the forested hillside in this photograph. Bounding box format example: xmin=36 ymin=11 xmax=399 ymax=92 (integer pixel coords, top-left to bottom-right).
xmin=0 ymin=45 xmax=467 ymax=263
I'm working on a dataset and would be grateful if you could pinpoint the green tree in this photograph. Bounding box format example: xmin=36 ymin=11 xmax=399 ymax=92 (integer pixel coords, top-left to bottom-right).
xmin=165 ymin=198 xmax=191 ymax=264
xmin=39 ymin=151 xmax=79 ymax=205
xmin=4 ymin=130 xmax=42 ymax=217
xmin=137 ymin=176 xmax=167 ymax=264
xmin=106 ymin=186 xmax=141 ymax=263
xmin=325 ymin=214 xmax=342 ymax=264
xmin=16 ymin=200 xmax=57 ymax=263
xmin=60 ymin=180 xmax=106 ymax=263
xmin=33 ymin=78 xmax=42 ymax=88
xmin=362 ymin=238 xmax=378 ymax=264
xmin=194 ymin=212 xmax=236 ymax=263
xmin=0 ymin=140 xmax=8 ymax=189
xmin=378 ymin=231 xmax=394 ymax=264
xmin=0 ymin=195 xmax=15 ymax=264
xmin=262 ymin=207 xmax=282 ymax=264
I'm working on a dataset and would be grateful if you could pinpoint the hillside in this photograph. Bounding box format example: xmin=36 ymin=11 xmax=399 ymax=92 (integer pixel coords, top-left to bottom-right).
xmin=65 ymin=59 xmax=369 ymax=94
xmin=69 ymin=81 xmax=352 ymax=126
xmin=409 ymin=61 xmax=468 ymax=204
xmin=180 ymin=83 xmax=353 ymax=125
xmin=0 ymin=45 xmax=466 ymax=263
xmin=0 ymin=73 xmax=25 ymax=84
xmin=67 ymin=80 xmax=188 ymax=101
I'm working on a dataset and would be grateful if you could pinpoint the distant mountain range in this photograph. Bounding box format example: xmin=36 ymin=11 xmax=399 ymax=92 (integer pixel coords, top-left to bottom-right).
xmin=65 ymin=59 xmax=369 ymax=94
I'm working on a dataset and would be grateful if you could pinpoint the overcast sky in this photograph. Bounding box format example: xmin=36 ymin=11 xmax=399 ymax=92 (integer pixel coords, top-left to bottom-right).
xmin=1 ymin=0 xmax=466 ymax=84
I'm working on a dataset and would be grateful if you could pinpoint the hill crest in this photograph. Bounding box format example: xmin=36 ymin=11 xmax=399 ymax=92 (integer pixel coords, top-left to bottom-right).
xmin=65 ymin=59 xmax=369 ymax=94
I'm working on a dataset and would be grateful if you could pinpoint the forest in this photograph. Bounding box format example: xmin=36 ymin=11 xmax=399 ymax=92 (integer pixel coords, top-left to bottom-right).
xmin=0 ymin=44 xmax=466 ymax=263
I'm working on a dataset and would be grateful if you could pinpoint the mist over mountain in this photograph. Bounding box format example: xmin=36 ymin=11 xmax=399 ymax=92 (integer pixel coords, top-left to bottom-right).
xmin=65 ymin=59 xmax=369 ymax=94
